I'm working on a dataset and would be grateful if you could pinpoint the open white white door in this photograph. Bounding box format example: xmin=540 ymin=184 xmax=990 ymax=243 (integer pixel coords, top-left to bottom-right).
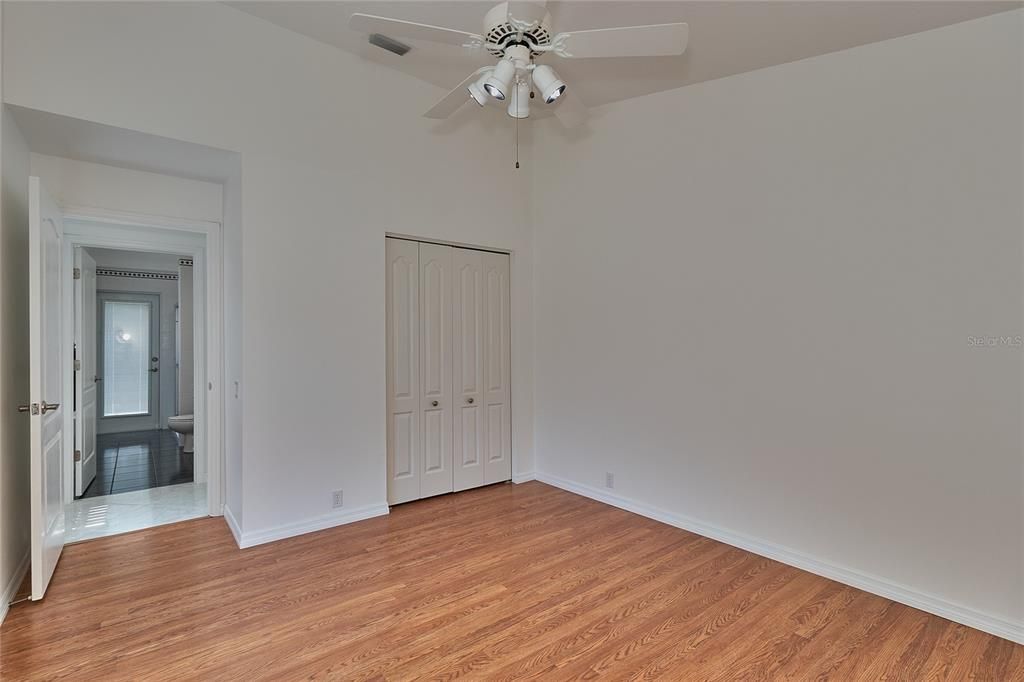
xmin=74 ymin=247 xmax=97 ymax=496
xmin=28 ymin=176 xmax=66 ymax=600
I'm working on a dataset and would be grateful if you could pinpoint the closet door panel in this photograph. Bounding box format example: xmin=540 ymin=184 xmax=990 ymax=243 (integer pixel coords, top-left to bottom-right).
xmin=386 ymin=238 xmax=420 ymax=505
xmin=482 ymin=251 xmax=512 ymax=485
xmin=452 ymin=248 xmax=485 ymax=492
xmin=419 ymin=242 xmax=454 ymax=498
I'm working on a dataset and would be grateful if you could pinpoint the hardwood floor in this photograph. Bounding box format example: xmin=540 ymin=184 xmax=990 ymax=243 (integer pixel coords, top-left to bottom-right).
xmin=2 ymin=481 xmax=1021 ymax=680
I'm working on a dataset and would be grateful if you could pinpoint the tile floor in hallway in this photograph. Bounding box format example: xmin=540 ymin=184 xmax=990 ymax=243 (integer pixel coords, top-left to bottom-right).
xmin=81 ymin=429 xmax=193 ymax=498
xmin=66 ymin=482 xmax=208 ymax=544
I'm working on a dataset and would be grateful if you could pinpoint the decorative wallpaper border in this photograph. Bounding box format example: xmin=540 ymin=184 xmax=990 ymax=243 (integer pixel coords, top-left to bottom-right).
xmin=96 ymin=268 xmax=178 ymax=281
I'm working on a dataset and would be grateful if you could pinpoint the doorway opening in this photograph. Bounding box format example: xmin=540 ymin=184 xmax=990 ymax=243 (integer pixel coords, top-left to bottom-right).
xmin=65 ymin=246 xmax=205 ymax=542
xmin=60 ymin=213 xmax=220 ymax=546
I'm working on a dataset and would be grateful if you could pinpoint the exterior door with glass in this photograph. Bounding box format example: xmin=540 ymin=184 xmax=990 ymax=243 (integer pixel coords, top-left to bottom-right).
xmin=96 ymin=292 xmax=161 ymax=433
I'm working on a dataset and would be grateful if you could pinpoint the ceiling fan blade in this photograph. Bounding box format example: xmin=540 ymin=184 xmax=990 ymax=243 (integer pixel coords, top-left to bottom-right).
xmin=552 ymin=22 xmax=688 ymax=58
xmin=349 ymin=13 xmax=484 ymax=49
xmin=552 ymin=89 xmax=588 ymax=128
xmin=423 ymin=68 xmax=491 ymax=119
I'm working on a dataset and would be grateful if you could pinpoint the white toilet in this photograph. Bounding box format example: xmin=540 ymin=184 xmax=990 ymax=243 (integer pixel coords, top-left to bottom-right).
xmin=168 ymin=414 xmax=194 ymax=453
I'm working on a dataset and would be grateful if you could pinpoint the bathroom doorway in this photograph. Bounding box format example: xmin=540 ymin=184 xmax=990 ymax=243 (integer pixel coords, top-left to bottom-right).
xmin=61 ymin=212 xmax=220 ymax=543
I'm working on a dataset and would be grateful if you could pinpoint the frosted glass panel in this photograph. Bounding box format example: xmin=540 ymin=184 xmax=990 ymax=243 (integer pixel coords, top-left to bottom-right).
xmin=103 ymin=301 xmax=151 ymax=416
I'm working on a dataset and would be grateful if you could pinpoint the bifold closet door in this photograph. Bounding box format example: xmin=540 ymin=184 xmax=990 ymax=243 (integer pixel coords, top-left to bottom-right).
xmin=481 ymin=251 xmax=512 ymax=485
xmin=452 ymin=248 xmax=485 ymax=491
xmin=386 ymin=238 xmax=421 ymax=505
xmin=387 ymin=238 xmax=508 ymax=505
xmin=418 ymin=243 xmax=455 ymax=498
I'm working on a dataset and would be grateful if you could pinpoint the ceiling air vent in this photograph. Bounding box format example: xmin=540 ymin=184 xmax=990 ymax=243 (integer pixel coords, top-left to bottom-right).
xmin=369 ymin=33 xmax=411 ymax=56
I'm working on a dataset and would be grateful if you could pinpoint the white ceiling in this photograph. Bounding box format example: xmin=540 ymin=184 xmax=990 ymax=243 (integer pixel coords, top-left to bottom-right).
xmin=230 ymin=1 xmax=1020 ymax=116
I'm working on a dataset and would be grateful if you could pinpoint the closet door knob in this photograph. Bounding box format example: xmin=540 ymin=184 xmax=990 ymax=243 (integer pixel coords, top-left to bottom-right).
xmin=467 ymin=397 xmax=474 ymax=404
xmin=431 ymin=400 xmax=439 ymax=407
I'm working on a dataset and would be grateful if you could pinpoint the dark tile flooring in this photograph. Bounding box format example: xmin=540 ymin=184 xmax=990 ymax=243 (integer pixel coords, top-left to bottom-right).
xmin=80 ymin=429 xmax=193 ymax=499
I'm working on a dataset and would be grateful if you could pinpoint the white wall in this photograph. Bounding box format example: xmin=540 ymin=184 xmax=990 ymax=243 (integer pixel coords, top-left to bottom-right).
xmin=85 ymin=248 xmax=181 ymax=272
xmin=0 ymin=103 xmax=32 ymax=615
xmin=532 ymin=11 xmax=1023 ymax=638
xmin=29 ymin=153 xmax=223 ymax=224
xmin=2 ymin=1 xmax=534 ymax=539
xmin=222 ymin=166 xmax=244 ymax=521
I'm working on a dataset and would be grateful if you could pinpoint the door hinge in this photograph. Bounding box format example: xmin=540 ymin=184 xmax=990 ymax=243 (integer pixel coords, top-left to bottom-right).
xmin=74 ymin=359 xmax=81 ymax=371
xmin=74 ymin=449 xmax=82 ymax=462
xmin=73 ymin=267 xmax=81 ymax=280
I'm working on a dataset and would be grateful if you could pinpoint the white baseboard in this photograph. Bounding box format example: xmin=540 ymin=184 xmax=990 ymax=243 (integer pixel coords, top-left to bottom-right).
xmin=535 ymin=471 xmax=1024 ymax=645
xmin=235 ymin=503 xmax=390 ymax=549
xmin=512 ymin=470 xmax=535 ymax=484
xmin=223 ymin=503 xmax=243 ymax=548
xmin=1 ymin=550 xmax=31 ymax=625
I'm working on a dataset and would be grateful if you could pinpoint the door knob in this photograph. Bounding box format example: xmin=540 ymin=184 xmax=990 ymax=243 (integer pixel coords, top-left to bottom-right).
xmin=431 ymin=400 xmax=439 ymax=407
xmin=40 ymin=401 xmax=59 ymax=414
xmin=149 ymin=367 xmax=159 ymax=373
xmin=18 ymin=403 xmax=38 ymax=414
xmin=467 ymin=397 xmax=474 ymax=404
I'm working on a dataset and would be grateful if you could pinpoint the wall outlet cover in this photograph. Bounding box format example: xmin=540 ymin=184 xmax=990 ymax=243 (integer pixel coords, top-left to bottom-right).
xmin=332 ymin=490 xmax=344 ymax=508
xmin=605 ymin=472 xmax=615 ymax=489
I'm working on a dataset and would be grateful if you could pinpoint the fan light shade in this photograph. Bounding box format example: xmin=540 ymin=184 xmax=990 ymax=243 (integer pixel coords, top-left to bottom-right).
xmin=484 ymin=58 xmax=516 ymax=100
xmin=532 ymin=65 xmax=566 ymax=104
xmin=467 ymin=71 xmax=491 ymax=106
xmin=508 ymin=80 xmax=530 ymax=119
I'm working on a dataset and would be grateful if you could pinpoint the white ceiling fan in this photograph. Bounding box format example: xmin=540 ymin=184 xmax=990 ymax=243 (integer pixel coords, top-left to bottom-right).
xmin=349 ymin=2 xmax=689 ymax=127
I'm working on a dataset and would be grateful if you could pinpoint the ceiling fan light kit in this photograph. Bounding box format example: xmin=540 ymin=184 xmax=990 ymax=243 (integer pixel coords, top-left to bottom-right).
xmin=350 ymin=1 xmax=689 ymax=127
xmin=484 ymin=55 xmax=518 ymax=100
xmin=531 ymin=64 xmax=565 ymax=104
xmin=467 ymin=70 xmax=492 ymax=106
xmin=508 ymin=80 xmax=531 ymax=119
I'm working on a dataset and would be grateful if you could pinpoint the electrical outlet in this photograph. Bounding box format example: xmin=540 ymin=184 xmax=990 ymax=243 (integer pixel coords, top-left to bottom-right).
xmin=605 ymin=472 xmax=615 ymax=489
xmin=332 ymin=490 xmax=344 ymax=509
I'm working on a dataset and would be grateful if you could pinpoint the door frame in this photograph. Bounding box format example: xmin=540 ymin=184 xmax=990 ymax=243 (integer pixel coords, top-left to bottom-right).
xmin=60 ymin=205 xmax=224 ymax=517
xmin=95 ymin=290 xmax=162 ymax=433
xmin=384 ymin=232 xmax=515 ymax=500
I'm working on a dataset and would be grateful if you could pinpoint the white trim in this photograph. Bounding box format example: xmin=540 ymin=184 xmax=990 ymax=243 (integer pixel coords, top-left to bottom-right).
xmin=0 ymin=551 xmax=31 ymax=625
xmin=236 ymin=503 xmax=390 ymax=549
xmin=223 ymin=503 xmax=243 ymax=548
xmin=59 ymin=207 xmax=225 ymax=519
xmin=512 ymin=471 xmax=535 ymax=484
xmin=535 ymin=471 xmax=1024 ymax=645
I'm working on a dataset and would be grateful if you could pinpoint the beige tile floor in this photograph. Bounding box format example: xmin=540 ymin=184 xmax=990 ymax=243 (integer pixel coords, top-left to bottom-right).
xmin=66 ymin=482 xmax=207 ymax=544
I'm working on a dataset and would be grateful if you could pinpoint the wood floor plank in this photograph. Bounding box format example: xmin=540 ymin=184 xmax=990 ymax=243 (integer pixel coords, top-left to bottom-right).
xmin=1 ymin=481 xmax=1020 ymax=680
